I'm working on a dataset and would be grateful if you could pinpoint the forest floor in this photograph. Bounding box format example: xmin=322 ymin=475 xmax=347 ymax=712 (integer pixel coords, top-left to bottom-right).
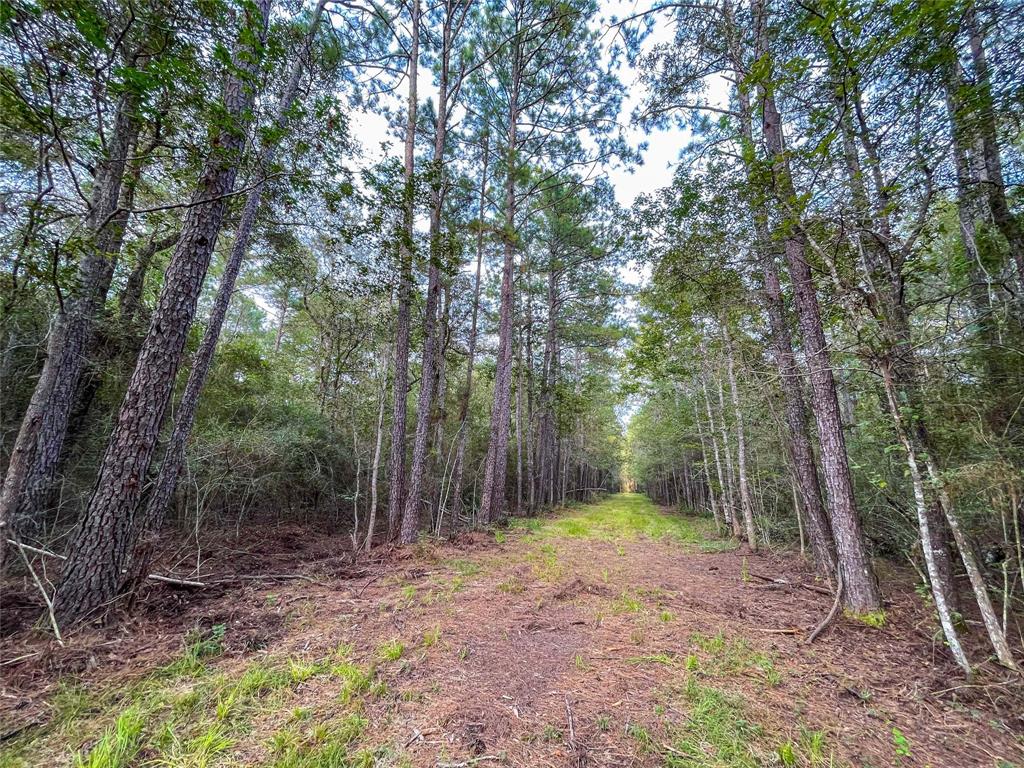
xmin=1 ymin=493 xmax=1023 ymax=768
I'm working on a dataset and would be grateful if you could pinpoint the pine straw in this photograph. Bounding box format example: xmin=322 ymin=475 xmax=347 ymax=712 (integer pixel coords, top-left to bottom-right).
xmin=2 ymin=512 xmax=1023 ymax=766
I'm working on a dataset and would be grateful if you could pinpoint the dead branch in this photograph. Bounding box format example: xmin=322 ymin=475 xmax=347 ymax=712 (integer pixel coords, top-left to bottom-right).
xmin=807 ymin=564 xmax=844 ymax=643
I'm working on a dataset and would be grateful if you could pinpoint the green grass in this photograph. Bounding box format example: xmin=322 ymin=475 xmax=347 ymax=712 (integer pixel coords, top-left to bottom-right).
xmin=375 ymin=639 xmax=404 ymax=663
xmin=71 ymin=705 xmax=146 ymax=768
xmin=663 ymin=679 xmax=764 ymax=767
xmin=513 ymin=493 xmax=724 ymax=549
xmin=2 ymin=637 xmax=389 ymax=768
xmin=688 ymin=632 xmax=779 ymax=685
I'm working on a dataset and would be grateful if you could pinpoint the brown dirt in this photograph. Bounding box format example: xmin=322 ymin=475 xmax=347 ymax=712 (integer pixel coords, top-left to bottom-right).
xmin=2 ymin=512 xmax=1023 ymax=767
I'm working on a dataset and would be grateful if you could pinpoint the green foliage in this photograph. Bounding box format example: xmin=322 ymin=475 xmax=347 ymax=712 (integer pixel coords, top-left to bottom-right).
xmin=662 ymin=679 xmax=764 ymax=767
xmin=72 ymin=706 xmax=146 ymax=768
xmin=891 ymin=727 xmax=912 ymax=761
xmin=375 ymin=639 xmax=404 ymax=663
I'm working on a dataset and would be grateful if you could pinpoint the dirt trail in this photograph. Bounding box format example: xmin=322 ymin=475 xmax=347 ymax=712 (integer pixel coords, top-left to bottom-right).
xmin=2 ymin=494 xmax=1022 ymax=767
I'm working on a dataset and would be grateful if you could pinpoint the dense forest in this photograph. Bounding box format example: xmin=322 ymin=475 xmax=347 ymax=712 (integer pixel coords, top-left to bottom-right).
xmin=1 ymin=0 xmax=1023 ymax=764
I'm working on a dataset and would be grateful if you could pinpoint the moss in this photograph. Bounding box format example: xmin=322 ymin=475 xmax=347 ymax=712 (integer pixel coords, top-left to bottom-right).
xmin=845 ymin=609 xmax=887 ymax=628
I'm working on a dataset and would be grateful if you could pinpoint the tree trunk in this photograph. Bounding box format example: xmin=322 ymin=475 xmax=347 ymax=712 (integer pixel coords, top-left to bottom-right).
xmin=701 ymin=374 xmax=732 ymax=532
xmin=0 ymin=94 xmax=140 ymax=565
xmin=479 ymin=56 xmax=521 ymax=524
xmin=401 ymin=0 xmax=454 ymax=542
xmin=715 ymin=371 xmax=742 ymax=538
xmin=753 ymin=0 xmax=880 ymax=612
xmin=449 ymin=134 xmax=489 ymax=526
xmin=479 ymin=233 xmax=516 ymax=523
xmin=515 ymin=324 xmax=524 ymax=514
xmin=387 ymin=0 xmax=420 ymax=539
xmin=964 ymin=5 xmax=1024 ymax=296
xmin=51 ymin=0 xmax=271 ymax=625
xmin=130 ymin=0 xmax=329 ymax=576
xmin=722 ymin=323 xmax=757 ymax=549
xmin=365 ymin=368 xmax=388 ymax=552
xmin=118 ymin=232 xmax=180 ymax=330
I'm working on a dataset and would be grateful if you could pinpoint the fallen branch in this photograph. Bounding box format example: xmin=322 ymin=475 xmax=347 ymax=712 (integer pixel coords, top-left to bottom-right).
xmin=207 ymin=573 xmax=317 ymax=584
xmin=6 ymin=539 xmax=206 ymax=588
xmin=807 ymin=564 xmax=844 ymax=644
xmin=355 ymin=571 xmax=385 ymax=597
xmin=13 ymin=539 xmax=63 ymax=646
xmin=5 ymin=539 xmax=62 ymax=560
xmin=146 ymin=574 xmax=206 ymax=587
xmin=749 ymin=570 xmax=832 ymax=596
xmin=0 ymin=651 xmax=42 ymax=667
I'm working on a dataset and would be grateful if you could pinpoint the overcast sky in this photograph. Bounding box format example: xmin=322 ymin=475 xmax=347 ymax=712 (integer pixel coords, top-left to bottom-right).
xmin=340 ymin=0 xmax=696 ymax=297
xmin=344 ymin=0 xmax=690 ymax=207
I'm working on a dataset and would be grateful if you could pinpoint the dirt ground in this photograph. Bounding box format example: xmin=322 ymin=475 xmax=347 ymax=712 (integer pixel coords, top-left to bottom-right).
xmin=1 ymin=494 xmax=1022 ymax=767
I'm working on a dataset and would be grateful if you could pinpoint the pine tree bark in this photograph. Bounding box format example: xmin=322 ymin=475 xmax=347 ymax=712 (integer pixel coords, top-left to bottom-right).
xmin=714 ymin=370 xmax=742 ymax=539
xmin=131 ymin=0 xmax=328 ymax=576
xmin=479 ymin=50 xmax=521 ymax=524
xmin=51 ymin=0 xmax=271 ymax=625
xmin=753 ymin=0 xmax=880 ymax=613
xmin=365 ymin=368 xmax=388 ymax=551
xmin=701 ymin=373 xmax=733 ymax=532
xmin=401 ymin=0 xmax=451 ymax=543
xmin=387 ymin=0 xmax=420 ymax=539
xmin=0 ymin=95 xmax=140 ymax=565
xmin=118 ymin=232 xmax=180 ymax=330
xmin=964 ymin=5 xmax=1024 ymax=296
xmin=722 ymin=33 xmax=837 ymax=574
xmin=692 ymin=402 xmax=722 ymax=531
xmin=479 ymin=227 xmax=516 ymax=523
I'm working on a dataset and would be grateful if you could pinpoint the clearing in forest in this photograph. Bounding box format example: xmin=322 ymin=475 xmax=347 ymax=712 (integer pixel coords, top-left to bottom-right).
xmin=1 ymin=494 xmax=1022 ymax=767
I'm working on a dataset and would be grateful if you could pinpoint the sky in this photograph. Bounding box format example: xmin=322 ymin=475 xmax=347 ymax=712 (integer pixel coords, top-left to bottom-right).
xmin=344 ymin=0 xmax=690 ymax=215
xmin=335 ymin=0 xmax=699 ymax=353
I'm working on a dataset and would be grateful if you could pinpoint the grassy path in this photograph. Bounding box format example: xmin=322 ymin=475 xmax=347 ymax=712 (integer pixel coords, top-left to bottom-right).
xmin=2 ymin=494 xmax=1020 ymax=767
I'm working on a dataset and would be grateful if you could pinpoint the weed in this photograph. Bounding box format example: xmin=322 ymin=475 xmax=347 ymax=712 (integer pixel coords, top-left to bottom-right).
xmin=519 ymin=493 xmax=718 ymax=548
xmin=52 ymin=682 xmax=104 ymax=727
xmin=689 ymin=632 xmax=778 ymax=683
xmin=72 ymin=706 xmax=146 ymax=768
xmin=892 ymin=727 xmax=912 ymax=760
xmin=376 ymin=639 xmax=404 ymax=663
xmin=421 ymin=625 xmax=442 ymax=648
xmin=627 ymin=653 xmax=676 ymax=666
xmin=497 ymin=575 xmax=526 ymax=594
xmin=573 ymin=653 xmax=589 ymax=671
xmin=150 ymin=720 xmax=233 ymax=768
xmin=613 ymin=590 xmax=644 ymax=613
xmin=626 ymin=722 xmax=656 ymax=753
xmin=536 ymin=724 xmax=562 ymax=742
xmin=663 ymin=679 xmax=763 ymax=767
xmin=798 ymin=727 xmax=830 ymax=765
xmin=777 ymin=740 xmax=797 ymax=766
xmin=447 ymin=559 xmax=482 ymax=578
xmin=595 ymin=714 xmax=611 ymax=732
xmin=659 ymin=609 xmax=675 ymax=623
xmin=527 ymin=542 xmax=563 ymax=581
xmin=288 ymin=658 xmax=324 ymax=684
